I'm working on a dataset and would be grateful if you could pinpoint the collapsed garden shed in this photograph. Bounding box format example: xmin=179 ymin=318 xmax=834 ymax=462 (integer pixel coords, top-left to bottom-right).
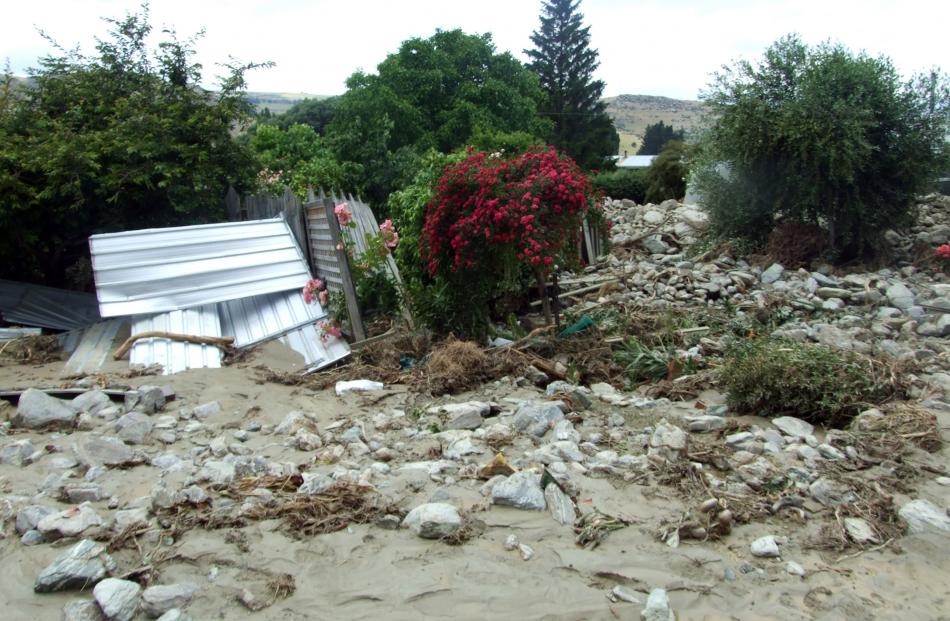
xmin=82 ymin=215 xmax=350 ymax=375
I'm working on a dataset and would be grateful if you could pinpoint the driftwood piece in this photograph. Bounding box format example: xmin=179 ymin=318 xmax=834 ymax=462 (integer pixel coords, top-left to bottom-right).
xmin=113 ymin=332 xmax=235 ymax=360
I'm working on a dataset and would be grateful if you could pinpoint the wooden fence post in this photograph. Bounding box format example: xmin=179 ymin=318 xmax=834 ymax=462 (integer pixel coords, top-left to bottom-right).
xmin=323 ymin=197 xmax=366 ymax=341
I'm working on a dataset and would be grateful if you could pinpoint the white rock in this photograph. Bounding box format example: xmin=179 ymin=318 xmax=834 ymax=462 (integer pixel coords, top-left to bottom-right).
xmin=640 ymin=588 xmax=674 ymax=621
xmin=491 ymin=471 xmax=546 ymax=510
xmin=141 ymin=583 xmax=200 ymax=618
xmin=750 ymin=535 xmax=781 ymax=557
xmin=37 ymin=503 xmax=103 ymax=538
xmin=544 ymin=483 xmax=576 ymax=525
xmin=844 ymin=517 xmax=879 ymax=544
xmin=402 ymin=503 xmax=462 ymax=539
xmin=93 ymin=578 xmax=141 ymax=621
xmin=335 ymin=380 xmax=384 ymax=396
xmin=761 ymin=264 xmax=785 ymax=284
xmin=786 ymin=561 xmax=806 ymax=577
xmin=899 ymin=499 xmax=950 ymax=535
xmin=772 ymin=416 xmax=814 ymax=438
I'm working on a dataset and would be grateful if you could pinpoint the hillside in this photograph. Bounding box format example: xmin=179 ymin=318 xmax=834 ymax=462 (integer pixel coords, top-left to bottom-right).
xmin=245 ymin=91 xmax=327 ymax=115
xmin=603 ymin=94 xmax=706 ymax=154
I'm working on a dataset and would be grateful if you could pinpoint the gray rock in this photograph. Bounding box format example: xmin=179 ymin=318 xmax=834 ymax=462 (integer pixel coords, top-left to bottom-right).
xmin=114 ymin=508 xmax=149 ymax=531
xmin=16 ymin=504 xmax=54 ymax=534
xmin=402 ymin=503 xmax=462 ymax=539
xmin=116 ymin=411 xmax=153 ymax=444
xmin=0 ymin=439 xmax=35 ymax=466
xmin=438 ymin=402 xmax=488 ymax=430
xmin=750 ymin=535 xmax=781 ymax=557
xmin=772 ymin=416 xmax=814 ymax=438
xmin=73 ymin=391 xmax=113 ymax=416
xmin=844 ymin=517 xmax=879 ymax=544
xmin=817 ymin=444 xmax=845 ymax=460
xmin=544 ymin=484 xmax=576 ymax=525
xmin=886 ymin=282 xmax=915 ymax=310
xmin=156 ymin=610 xmax=192 ymax=621
xmin=761 ymin=263 xmax=785 ymax=284
xmin=37 ymin=503 xmax=103 ymax=538
xmin=643 ymin=236 xmax=670 ymax=254
xmin=93 ymin=578 xmax=141 ymax=621
xmin=125 ymin=386 xmax=165 ymax=414
xmin=648 ymin=420 xmax=687 ymax=461
xmin=786 ymin=561 xmax=806 ymax=577
xmin=65 ymin=484 xmax=104 ymax=504
xmin=193 ymin=460 xmax=235 ymax=488
xmin=76 ymin=436 xmax=139 ymax=468
xmin=491 ymin=471 xmax=546 ymax=510
xmin=899 ymin=499 xmax=950 ymax=535
xmin=14 ymin=388 xmax=77 ymax=429
xmin=190 ymin=401 xmax=221 ymax=419
xmin=62 ymin=600 xmax=106 ymax=621
xmin=141 ymin=583 xmax=199 ymax=618
xmin=21 ymin=529 xmax=46 ymax=545
xmin=686 ymin=415 xmax=727 ymax=433
xmin=809 ymin=478 xmax=856 ymax=507
xmin=512 ymin=402 xmax=564 ymax=437
xmin=816 ymin=287 xmax=851 ymax=300
xmin=273 ymin=410 xmax=317 ymax=435
xmin=34 ymin=539 xmax=117 ymax=593
xmin=640 ymin=588 xmax=674 ymax=621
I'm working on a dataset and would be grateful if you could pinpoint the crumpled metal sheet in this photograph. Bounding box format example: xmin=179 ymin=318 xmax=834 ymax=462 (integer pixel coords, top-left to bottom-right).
xmin=129 ymin=306 xmax=223 ymax=375
xmin=89 ymin=217 xmax=311 ymax=317
xmin=0 ymin=279 xmax=101 ymax=331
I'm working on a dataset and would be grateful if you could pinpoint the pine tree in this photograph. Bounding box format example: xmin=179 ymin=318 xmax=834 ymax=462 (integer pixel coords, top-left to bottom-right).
xmin=525 ymin=0 xmax=619 ymax=169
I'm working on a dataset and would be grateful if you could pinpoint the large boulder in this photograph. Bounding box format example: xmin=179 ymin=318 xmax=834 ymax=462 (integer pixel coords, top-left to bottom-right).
xmin=34 ymin=539 xmax=117 ymax=593
xmin=402 ymin=503 xmax=462 ymax=539
xmin=14 ymin=388 xmax=77 ymax=429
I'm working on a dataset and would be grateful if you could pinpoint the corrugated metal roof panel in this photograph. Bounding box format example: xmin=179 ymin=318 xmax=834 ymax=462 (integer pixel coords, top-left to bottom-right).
xmin=219 ymin=290 xmax=324 ymax=347
xmin=89 ymin=217 xmax=312 ymax=317
xmin=61 ymin=319 xmax=128 ymax=376
xmin=0 ymin=279 xmax=101 ymax=330
xmin=129 ymin=306 xmax=223 ymax=375
xmin=279 ymin=324 xmax=351 ymax=374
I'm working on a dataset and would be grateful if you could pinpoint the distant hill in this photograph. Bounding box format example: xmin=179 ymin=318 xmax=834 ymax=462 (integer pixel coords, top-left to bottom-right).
xmin=604 ymin=94 xmax=706 ymax=155
xmin=245 ymin=91 xmax=327 ymax=115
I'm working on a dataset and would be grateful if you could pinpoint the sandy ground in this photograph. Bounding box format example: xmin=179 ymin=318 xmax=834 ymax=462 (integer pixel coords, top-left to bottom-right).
xmin=1 ymin=344 xmax=949 ymax=621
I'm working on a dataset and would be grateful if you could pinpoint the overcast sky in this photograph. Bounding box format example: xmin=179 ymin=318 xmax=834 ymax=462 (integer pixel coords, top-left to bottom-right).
xmin=3 ymin=0 xmax=947 ymax=100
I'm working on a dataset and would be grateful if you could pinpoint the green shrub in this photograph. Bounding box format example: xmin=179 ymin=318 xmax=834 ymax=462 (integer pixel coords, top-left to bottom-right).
xmin=720 ymin=338 xmax=900 ymax=426
xmin=644 ymin=140 xmax=688 ymax=203
xmin=695 ymin=35 xmax=949 ymax=260
xmin=592 ymin=168 xmax=647 ymax=203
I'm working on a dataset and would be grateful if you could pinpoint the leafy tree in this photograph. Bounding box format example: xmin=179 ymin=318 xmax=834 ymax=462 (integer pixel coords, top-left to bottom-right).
xmin=644 ymin=140 xmax=688 ymax=203
xmin=0 ymin=6 xmax=265 ymax=286
xmin=637 ymin=121 xmax=685 ymax=155
xmin=249 ymin=123 xmax=353 ymax=196
xmin=327 ymin=29 xmax=549 ymax=207
xmin=276 ymin=96 xmax=339 ymax=135
xmin=695 ymin=35 xmax=949 ymax=258
xmin=525 ymin=0 xmax=619 ymax=169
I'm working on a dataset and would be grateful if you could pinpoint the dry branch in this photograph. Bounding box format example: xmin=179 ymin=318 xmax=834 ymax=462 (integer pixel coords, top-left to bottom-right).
xmin=114 ymin=331 xmax=235 ymax=360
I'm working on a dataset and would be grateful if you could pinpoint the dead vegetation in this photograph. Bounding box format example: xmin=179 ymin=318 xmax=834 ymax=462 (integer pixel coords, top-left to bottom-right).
xmin=153 ymin=478 xmax=404 ymax=540
xmin=0 ymin=335 xmax=62 ymax=364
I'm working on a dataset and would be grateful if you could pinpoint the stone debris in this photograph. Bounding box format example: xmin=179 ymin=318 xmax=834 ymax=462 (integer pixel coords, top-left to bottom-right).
xmin=14 ymin=388 xmax=78 ymax=429
xmin=491 ymin=471 xmax=546 ymax=510
xmin=141 ymin=583 xmax=199 ymax=618
xmin=34 ymin=539 xmax=117 ymax=593
xmin=641 ymin=588 xmax=674 ymax=621
xmin=93 ymin=578 xmax=141 ymax=621
xmin=750 ymin=535 xmax=781 ymax=557
xmin=899 ymin=499 xmax=950 ymax=535
xmin=402 ymin=503 xmax=462 ymax=539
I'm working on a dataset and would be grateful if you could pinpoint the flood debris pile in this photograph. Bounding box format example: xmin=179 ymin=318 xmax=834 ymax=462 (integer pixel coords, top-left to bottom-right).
xmin=1 ymin=196 xmax=949 ymax=619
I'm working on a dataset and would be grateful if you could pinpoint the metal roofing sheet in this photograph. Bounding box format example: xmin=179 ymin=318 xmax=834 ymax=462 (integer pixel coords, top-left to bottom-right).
xmin=129 ymin=306 xmax=223 ymax=375
xmin=219 ymin=290 xmax=327 ymax=348
xmin=279 ymin=323 xmax=351 ymax=374
xmin=61 ymin=319 xmax=128 ymax=376
xmin=0 ymin=279 xmax=101 ymax=330
xmin=89 ymin=217 xmax=312 ymax=317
